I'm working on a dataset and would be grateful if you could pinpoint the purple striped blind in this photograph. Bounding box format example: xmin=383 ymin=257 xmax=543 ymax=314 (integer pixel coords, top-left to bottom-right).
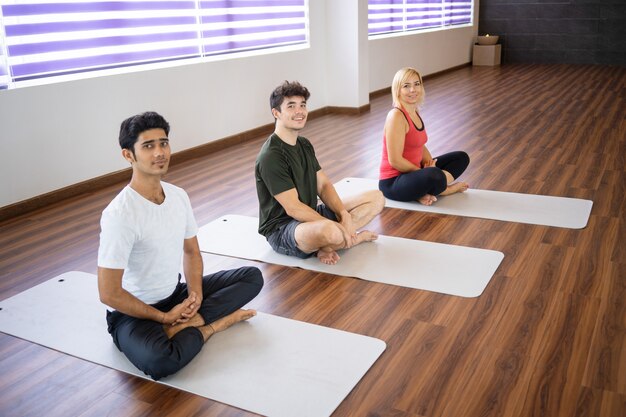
xmin=0 ymin=33 xmax=7 ymax=90
xmin=0 ymin=0 xmax=307 ymax=89
xmin=368 ymin=0 xmax=472 ymax=36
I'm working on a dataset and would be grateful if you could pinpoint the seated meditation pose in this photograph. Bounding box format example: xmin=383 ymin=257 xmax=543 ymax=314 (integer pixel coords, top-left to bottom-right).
xmin=98 ymin=111 xmax=264 ymax=380
xmin=255 ymin=81 xmax=385 ymax=265
xmin=379 ymin=67 xmax=470 ymax=205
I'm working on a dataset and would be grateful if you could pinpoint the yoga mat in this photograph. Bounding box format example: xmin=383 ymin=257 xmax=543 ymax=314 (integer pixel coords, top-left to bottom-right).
xmin=198 ymin=215 xmax=504 ymax=298
xmin=0 ymin=272 xmax=385 ymax=417
xmin=334 ymin=177 xmax=593 ymax=229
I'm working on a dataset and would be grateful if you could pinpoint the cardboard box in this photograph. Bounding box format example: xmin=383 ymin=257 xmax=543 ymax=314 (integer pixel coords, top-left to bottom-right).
xmin=473 ymin=44 xmax=501 ymax=66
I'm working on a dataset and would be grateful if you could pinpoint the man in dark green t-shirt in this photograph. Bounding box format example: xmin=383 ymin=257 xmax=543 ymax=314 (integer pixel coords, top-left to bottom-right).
xmin=255 ymin=81 xmax=385 ymax=265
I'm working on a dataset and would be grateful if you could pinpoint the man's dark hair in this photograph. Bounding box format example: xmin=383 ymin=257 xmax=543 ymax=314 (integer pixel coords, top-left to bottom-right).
xmin=270 ymin=81 xmax=311 ymax=113
xmin=118 ymin=111 xmax=170 ymax=153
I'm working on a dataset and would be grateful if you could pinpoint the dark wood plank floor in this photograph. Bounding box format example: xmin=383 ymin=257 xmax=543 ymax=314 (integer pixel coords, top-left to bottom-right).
xmin=1 ymin=63 xmax=624 ymax=417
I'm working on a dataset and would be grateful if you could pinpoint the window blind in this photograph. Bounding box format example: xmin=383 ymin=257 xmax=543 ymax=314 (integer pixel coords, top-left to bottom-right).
xmin=0 ymin=27 xmax=8 ymax=89
xmin=199 ymin=1 xmax=307 ymax=55
xmin=368 ymin=0 xmax=472 ymax=36
xmin=367 ymin=0 xmax=403 ymax=35
xmin=0 ymin=0 xmax=307 ymax=88
xmin=444 ymin=0 xmax=471 ymax=27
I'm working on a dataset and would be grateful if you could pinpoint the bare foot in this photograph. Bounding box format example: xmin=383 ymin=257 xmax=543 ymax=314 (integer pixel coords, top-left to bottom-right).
xmin=440 ymin=182 xmax=469 ymax=196
xmin=418 ymin=194 xmax=437 ymax=205
xmin=199 ymin=309 xmax=257 ymax=341
xmin=316 ymin=231 xmax=377 ymax=265
xmin=163 ymin=313 xmax=205 ymax=339
xmin=212 ymin=309 xmax=256 ymax=332
xmin=317 ymin=248 xmax=340 ymax=265
xmin=355 ymin=230 xmax=378 ymax=244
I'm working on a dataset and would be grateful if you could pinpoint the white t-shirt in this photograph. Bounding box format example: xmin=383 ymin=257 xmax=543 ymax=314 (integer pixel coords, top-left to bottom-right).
xmin=97 ymin=182 xmax=198 ymax=304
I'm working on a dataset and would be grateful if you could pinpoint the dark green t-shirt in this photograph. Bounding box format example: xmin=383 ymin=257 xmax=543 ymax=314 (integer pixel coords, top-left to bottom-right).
xmin=255 ymin=133 xmax=321 ymax=237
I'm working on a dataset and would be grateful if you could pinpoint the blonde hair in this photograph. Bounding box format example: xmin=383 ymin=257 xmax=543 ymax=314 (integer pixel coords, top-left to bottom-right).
xmin=391 ymin=67 xmax=425 ymax=108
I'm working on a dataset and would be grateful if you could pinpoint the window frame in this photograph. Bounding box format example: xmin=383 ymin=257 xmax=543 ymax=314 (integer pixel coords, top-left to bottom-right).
xmin=0 ymin=0 xmax=309 ymax=90
xmin=367 ymin=0 xmax=474 ymax=39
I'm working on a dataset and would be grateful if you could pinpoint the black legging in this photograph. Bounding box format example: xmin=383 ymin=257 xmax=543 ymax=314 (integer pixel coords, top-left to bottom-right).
xmin=106 ymin=267 xmax=263 ymax=380
xmin=379 ymin=151 xmax=469 ymax=202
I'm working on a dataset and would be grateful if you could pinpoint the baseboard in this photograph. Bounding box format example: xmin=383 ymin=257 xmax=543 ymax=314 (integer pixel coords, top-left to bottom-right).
xmin=0 ymin=169 xmax=133 ymax=223
xmin=0 ymin=104 xmax=367 ymax=223
xmin=424 ymin=62 xmax=471 ymax=80
xmin=326 ymin=104 xmax=371 ymax=115
xmin=170 ymin=122 xmax=275 ymax=166
xmin=369 ymin=87 xmax=391 ymax=100
xmin=368 ymin=62 xmax=471 ymax=100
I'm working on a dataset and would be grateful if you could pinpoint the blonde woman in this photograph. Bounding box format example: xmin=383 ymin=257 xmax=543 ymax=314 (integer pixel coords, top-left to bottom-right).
xmin=379 ymin=67 xmax=469 ymax=205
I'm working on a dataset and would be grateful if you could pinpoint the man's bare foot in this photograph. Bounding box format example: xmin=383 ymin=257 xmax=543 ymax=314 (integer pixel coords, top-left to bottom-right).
xmin=212 ymin=309 xmax=256 ymax=332
xmin=418 ymin=194 xmax=437 ymax=205
xmin=355 ymin=230 xmax=378 ymax=244
xmin=199 ymin=309 xmax=257 ymax=342
xmin=440 ymin=182 xmax=469 ymax=196
xmin=316 ymin=231 xmax=377 ymax=265
xmin=163 ymin=313 xmax=205 ymax=339
xmin=317 ymin=248 xmax=340 ymax=265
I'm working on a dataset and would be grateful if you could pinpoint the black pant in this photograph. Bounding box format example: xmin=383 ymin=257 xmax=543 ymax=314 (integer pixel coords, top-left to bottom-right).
xmin=106 ymin=267 xmax=263 ymax=380
xmin=379 ymin=151 xmax=469 ymax=202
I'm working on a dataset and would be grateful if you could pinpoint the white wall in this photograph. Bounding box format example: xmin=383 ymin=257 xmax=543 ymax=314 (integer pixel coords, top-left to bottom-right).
xmin=324 ymin=0 xmax=369 ymax=108
xmin=0 ymin=0 xmax=478 ymax=208
xmin=369 ymin=25 xmax=477 ymax=92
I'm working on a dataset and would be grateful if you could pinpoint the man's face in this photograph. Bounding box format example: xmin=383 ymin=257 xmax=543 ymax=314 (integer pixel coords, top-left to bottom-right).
xmin=124 ymin=128 xmax=171 ymax=177
xmin=273 ymin=96 xmax=308 ymax=131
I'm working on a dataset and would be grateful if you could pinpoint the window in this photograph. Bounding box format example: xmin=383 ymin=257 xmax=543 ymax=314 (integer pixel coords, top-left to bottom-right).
xmin=0 ymin=0 xmax=308 ymax=90
xmin=368 ymin=0 xmax=472 ymax=37
xmin=0 ymin=31 xmax=8 ymax=89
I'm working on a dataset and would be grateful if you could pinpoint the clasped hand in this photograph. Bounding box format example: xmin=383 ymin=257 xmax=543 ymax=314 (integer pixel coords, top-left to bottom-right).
xmin=164 ymin=291 xmax=201 ymax=325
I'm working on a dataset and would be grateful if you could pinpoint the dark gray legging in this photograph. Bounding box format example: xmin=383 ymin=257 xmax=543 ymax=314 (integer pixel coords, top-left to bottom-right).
xmin=379 ymin=151 xmax=470 ymax=202
xmin=106 ymin=267 xmax=263 ymax=380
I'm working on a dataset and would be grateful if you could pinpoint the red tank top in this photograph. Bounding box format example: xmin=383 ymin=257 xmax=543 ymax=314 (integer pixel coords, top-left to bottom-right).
xmin=379 ymin=106 xmax=428 ymax=180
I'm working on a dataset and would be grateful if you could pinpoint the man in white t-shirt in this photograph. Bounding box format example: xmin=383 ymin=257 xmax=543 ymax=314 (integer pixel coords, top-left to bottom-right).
xmin=98 ymin=111 xmax=263 ymax=380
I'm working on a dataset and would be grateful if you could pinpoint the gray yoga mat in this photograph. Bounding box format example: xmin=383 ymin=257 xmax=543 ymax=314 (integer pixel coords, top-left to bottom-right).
xmin=197 ymin=215 xmax=504 ymax=298
xmin=334 ymin=177 xmax=593 ymax=229
xmin=0 ymin=272 xmax=386 ymax=417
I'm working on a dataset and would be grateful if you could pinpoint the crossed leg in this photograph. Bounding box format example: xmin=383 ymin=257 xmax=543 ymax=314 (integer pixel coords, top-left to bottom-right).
xmin=436 ymin=151 xmax=470 ymax=197
xmin=107 ymin=267 xmax=263 ymax=380
xmin=294 ymin=189 xmax=384 ymax=265
xmin=438 ymin=169 xmax=469 ymax=196
xmin=165 ymin=308 xmax=257 ymax=341
xmin=164 ymin=266 xmax=263 ymax=340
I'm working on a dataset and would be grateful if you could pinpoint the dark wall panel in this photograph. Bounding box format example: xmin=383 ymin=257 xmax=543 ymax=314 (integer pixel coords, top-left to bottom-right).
xmin=478 ymin=0 xmax=626 ymax=65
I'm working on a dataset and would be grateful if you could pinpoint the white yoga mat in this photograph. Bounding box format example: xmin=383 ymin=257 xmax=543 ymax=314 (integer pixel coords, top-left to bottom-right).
xmin=198 ymin=215 xmax=504 ymax=298
xmin=0 ymin=272 xmax=385 ymax=417
xmin=334 ymin=177 xmax=593 ymax=229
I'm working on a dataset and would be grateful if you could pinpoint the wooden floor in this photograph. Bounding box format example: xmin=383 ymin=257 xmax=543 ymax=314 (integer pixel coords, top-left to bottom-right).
xmin=1 ymin=64 xmax=625 ymax=417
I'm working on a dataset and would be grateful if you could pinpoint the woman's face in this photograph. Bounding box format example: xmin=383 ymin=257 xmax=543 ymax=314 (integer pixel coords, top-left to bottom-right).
xmin=398 ymin=74 xmax=423 ymax=106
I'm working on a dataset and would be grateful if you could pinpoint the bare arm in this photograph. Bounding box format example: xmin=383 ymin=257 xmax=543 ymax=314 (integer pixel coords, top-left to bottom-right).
xmin=98 ymin=267 xmax=166 ymax=322
xmin=274 ymin=187 xmax=328 ymax=223
xmin=273 ymin=173 xmax=354 ymax=245
xmin=316 ymin=170 xmax=350 ymax=223
xmin=384 ymin=109 xmax=420 ymax=172
xmin=421 ymin=146 xmax=435 ymax=167
xmin=182 ymin=236 xmax=203 ymax=318
xmin=317 ymin=170 xmax=356 ymax=241
xmin=98 ymin=267 xmax=197 ymax=325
